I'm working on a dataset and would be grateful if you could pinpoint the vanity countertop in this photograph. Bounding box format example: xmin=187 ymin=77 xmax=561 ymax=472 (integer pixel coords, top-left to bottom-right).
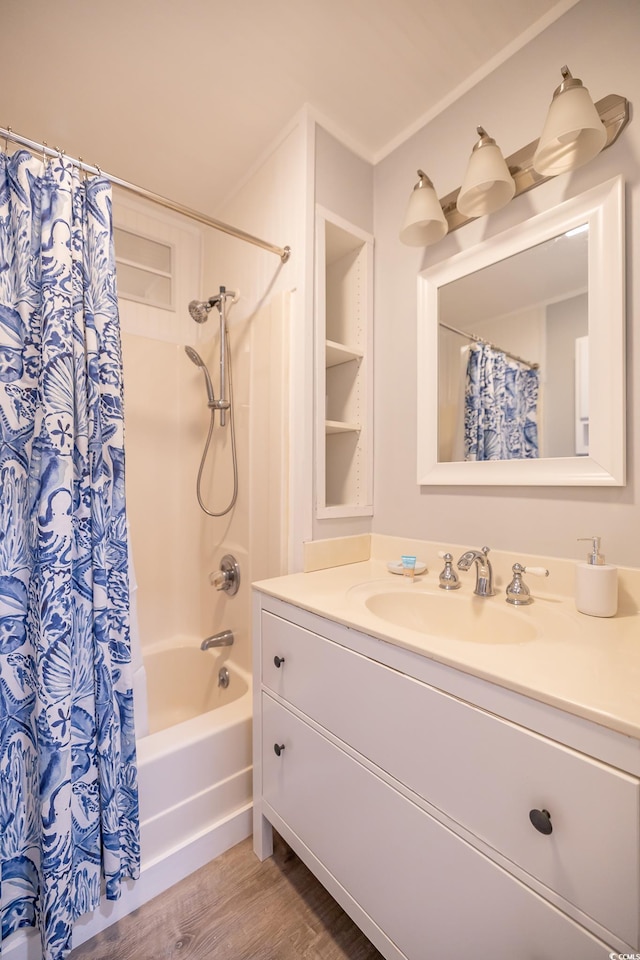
xmin=253 ymin=558 xmax=640 ymax=740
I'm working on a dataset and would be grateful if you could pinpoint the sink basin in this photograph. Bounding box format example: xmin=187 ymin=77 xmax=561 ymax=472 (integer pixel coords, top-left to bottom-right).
xmin=350 ymin=585 xmax=538 ymax=644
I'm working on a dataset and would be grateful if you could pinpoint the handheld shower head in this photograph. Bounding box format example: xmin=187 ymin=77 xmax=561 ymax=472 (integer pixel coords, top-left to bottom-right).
xmin=188 ymin=299 xmax=215 ymax=324
xmin=184 ymin=346 xmax=215 ymax=405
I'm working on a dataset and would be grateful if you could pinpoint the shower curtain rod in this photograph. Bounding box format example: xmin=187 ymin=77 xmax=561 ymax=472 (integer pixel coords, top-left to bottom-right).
xmin=0 ymin=126 xmax=291 ymax=263
xmin=440 ymin=321 xmax=539 ymax=370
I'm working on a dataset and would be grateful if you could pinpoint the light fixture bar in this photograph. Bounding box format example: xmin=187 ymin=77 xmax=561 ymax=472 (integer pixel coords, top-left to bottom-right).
xmin=439 ymin=93 xmax=630 ymax=234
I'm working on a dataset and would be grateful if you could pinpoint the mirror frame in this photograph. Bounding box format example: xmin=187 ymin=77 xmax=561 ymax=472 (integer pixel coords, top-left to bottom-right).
xmin=417 ymin=176 xmax=625 ymax=486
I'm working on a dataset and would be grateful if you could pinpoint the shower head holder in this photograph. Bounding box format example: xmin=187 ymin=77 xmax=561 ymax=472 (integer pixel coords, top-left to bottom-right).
xmin=188 ymin=287 xmax=238 ymax=324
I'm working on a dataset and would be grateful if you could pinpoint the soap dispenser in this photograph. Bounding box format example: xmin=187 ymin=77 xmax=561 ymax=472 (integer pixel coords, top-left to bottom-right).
xmin=575 ymin=536 xmax=618 ymax=618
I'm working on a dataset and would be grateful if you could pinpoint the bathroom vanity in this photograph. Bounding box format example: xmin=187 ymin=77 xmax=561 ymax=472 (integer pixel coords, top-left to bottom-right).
xmin=252 ymin=551 xmax=640 ymax=959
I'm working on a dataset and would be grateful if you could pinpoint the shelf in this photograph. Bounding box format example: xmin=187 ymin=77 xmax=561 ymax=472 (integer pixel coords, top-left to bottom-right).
xmin=326 ymin=339 xmax=363 ymax=368
xmin=326 ymin=420 xmax=361 ymax=435
xmin=316 ymin=206 xmax=373 ymax=519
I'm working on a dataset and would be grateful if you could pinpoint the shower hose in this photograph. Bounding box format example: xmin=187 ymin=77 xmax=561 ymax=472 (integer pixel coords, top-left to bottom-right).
xmin=195 ymin=326 xmax=238 ymax=517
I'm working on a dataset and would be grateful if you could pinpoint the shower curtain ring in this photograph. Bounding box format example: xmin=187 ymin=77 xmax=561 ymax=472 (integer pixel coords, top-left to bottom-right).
xmin=4 ymin=126 xmax=11 ymax=152
xmin=42 ymin=141 xmax=49 ymax=168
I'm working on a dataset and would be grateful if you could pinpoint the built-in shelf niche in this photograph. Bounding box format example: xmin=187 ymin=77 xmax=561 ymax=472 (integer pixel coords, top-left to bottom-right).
xmin=316 ymin=206 xmax=373 ymax=518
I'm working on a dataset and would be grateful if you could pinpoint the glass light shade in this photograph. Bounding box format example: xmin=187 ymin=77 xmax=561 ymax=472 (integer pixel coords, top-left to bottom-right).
xmin=457 ymin=129 xmax=516 ymax=218
xmin=533 ymin=69 xmax=607 ymax=176
xmin=399 ymin=172 xmax=448 ymax=246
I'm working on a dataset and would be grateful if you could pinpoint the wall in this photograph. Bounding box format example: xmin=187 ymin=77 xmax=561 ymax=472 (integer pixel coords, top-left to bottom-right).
xmin=544 ymin=294 xmax=588 ymax=457
xmin=373 ymin=0 xmax=640 ymax=567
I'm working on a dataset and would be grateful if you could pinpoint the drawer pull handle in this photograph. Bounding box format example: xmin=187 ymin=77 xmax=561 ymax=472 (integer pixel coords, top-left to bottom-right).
xmin=273 ymin=655 xmax=285 ymax=668
xmin=274 ymin=743 xmax=285 ymax=757
xmin=529 ymin=808 xmax=553 ymax=835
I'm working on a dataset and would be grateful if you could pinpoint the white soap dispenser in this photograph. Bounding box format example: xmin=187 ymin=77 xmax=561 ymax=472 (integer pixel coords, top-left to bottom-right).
xmin=575 ymin=536 xmax=618 ymax=618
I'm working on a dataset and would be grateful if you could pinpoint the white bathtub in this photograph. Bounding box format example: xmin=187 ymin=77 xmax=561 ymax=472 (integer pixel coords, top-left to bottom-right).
xmin=138 ymin=637 xmax=252 ymax=855
xmin=69 ymin=638 xmax=253 ymax=953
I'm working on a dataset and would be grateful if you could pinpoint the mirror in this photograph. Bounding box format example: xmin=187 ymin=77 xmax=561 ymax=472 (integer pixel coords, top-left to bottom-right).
xmin=437 ymin=228 xmax=589 ymax=462
xmin=417 ymin=176 xmax=625 ymax=486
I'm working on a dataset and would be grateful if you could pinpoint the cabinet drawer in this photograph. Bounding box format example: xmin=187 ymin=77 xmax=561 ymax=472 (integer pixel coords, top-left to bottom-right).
xmin=262 ymin=693 xmax=614 ymax=960
xmin=262 ymin=610 xmax=640 ymax=945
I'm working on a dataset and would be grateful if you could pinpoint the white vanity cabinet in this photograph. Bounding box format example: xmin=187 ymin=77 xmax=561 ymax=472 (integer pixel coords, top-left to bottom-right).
xmin=253 ymin=592 xmax=640 ymax=959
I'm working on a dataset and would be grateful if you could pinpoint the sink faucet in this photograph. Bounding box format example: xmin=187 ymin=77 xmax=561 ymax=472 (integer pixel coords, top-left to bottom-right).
xmin=201 ymin=629 xmax=234 ymax=650
xmin=457 ymin=546 xmax=495 ymax=597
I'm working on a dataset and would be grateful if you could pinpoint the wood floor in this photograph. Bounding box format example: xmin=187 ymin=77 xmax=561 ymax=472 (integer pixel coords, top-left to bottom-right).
xmin=69 ymin=834 xmax=384 ymax=960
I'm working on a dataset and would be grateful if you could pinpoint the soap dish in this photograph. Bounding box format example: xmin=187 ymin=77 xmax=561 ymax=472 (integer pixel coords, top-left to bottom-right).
xmin=387 ymin=559 xmax=427 ymax=576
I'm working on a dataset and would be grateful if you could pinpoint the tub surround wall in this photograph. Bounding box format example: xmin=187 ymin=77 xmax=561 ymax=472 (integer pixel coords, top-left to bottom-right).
xmin=372 ymin=0 xmax=640 ymax=567
xmin=202 ymin=116 xmax=307 ymax=582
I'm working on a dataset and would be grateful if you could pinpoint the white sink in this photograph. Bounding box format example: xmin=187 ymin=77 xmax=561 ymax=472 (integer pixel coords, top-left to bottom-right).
xmin=349 ymin=583 xmax=538 ymax=644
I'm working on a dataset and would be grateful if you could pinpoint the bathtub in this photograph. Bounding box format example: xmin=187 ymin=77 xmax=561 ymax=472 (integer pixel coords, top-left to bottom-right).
xmin=68 ymin=638 xmax=253 ymax=953
xmin=138 ymin=638 xmax=252 ymax=862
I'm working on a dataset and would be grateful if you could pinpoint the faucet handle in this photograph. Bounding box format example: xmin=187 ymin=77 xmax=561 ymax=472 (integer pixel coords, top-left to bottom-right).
xmin=438 ymin=553 xmax=461 ymax=590
xmin=209 ymin=554 xmax=241 ymax=596
xmin=506 ymin=562 xmax=549 ymax=605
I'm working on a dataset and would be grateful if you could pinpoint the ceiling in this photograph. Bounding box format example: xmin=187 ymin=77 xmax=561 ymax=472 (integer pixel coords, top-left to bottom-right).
xmin=3 ymin=0 xmax=578 ymax=216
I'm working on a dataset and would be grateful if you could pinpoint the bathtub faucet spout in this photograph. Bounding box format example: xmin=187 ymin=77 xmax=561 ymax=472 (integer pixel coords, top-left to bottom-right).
xmin=201 ymin=629 xmax=234 ymax=650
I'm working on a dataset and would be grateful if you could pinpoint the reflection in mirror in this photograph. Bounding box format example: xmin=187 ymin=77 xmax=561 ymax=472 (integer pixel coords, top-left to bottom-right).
xmin=437 ymin=227 xmax=588 ymax=462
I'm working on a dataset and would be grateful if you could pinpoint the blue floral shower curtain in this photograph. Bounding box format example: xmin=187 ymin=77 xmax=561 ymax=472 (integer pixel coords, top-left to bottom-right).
xmin=0 ymin=150 xmax=139 ymax=960
xmin=464 ymin=341 xmax=539 ymax=461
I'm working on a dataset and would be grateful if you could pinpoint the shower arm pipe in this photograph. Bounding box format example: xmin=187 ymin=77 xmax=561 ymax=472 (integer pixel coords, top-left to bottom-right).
xmin=0 ymin=126 xmax=291 ymax=263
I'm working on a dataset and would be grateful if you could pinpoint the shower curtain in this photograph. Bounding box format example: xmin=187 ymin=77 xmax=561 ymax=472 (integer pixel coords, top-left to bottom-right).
xmin=0 ymin=150 xmax=139 ymax=960
xmin=464 ymin=341 xmax=539 ymax=461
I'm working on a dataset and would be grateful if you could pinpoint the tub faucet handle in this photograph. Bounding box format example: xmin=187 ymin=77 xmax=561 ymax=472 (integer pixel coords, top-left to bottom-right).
xmin=209 ymin=554 xmax=240 ymax=597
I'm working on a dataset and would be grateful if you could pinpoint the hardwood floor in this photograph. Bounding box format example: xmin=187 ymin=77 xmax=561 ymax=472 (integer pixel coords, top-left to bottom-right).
xmin=70 ymin=834 xmax=384 ymax=960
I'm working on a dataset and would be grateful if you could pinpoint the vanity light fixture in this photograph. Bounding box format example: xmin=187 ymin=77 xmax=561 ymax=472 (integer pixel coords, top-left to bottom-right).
xmin=400 ymin=66 xmax=630 ymax=246
xmin=399 ymin=170 xmax=449 ymax=246
xmin=533 ymin=66 xmax=607 ymax=176
xmin=456 ymin=127 xmax=515 ymax=218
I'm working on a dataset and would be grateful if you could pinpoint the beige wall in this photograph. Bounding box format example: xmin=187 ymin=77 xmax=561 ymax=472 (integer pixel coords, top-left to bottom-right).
xmin=118 ymin=119 xmax=304 ymax=675
xmin=197 ymin=119 xmax=307 ymax=662
xmin=372 ymin=0 xmax=640 ymax=566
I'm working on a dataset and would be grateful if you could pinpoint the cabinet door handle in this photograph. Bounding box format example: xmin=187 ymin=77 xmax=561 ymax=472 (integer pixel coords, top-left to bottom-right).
xmin=273 ymin=743 xmax=285 ymax=757
xmin=273 ymin=655 xmax=285 ymax=668
xmin=529 ymin=808 xmax=552 ymax=835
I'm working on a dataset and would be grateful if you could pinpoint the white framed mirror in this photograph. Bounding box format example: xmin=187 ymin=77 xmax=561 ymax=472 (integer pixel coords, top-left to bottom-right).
xmin=417 ymin=176 xmax=625 ymax=486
